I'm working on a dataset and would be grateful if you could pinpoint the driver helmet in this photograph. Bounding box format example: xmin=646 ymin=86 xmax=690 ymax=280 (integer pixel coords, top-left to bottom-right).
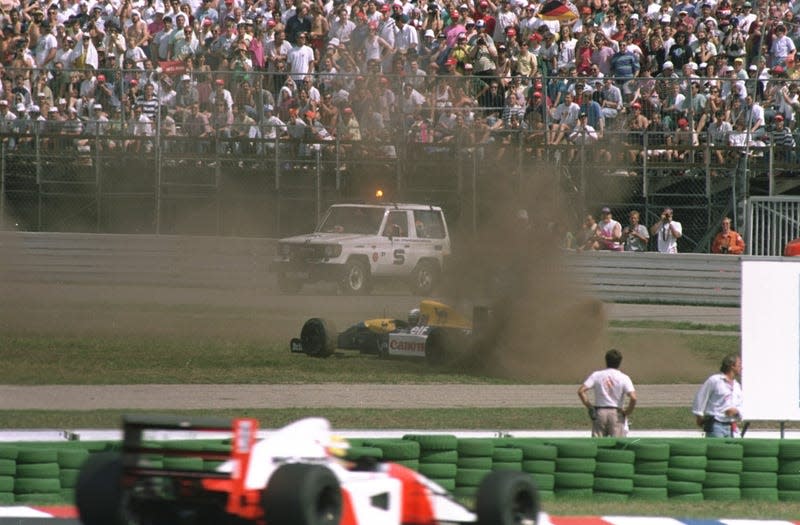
xmin=408 ymin=308 xmax=421 ymax=326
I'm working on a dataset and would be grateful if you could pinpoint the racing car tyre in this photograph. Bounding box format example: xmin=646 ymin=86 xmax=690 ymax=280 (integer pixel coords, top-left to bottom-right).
xmin=300 ymin=318 xmax=337 ymax=358
xmin=340 ymin=259 xmax=371 ymax=295
xmin=262 ymin=463 xmax=341 ymax=525
xmin=424 ymin=328 xmax=452 ymax=366
xmin=410 ymin=260 xmax=439 ymax=296
xmin=75 ymin=452 xmax=123 ymax=525
xmin=476 ymin=470 xmax=540 ymax=525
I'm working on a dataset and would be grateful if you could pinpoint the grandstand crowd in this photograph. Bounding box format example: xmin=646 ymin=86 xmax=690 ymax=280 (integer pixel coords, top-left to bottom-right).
xmin=0 ymin=0 xmax=797 ymax=160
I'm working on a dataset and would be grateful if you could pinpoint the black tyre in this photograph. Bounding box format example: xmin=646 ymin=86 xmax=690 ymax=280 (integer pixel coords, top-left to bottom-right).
xmin=277 ymin=273 xmax=303 ymax=294
xmin=476 ymin=470 xmax=540 ymax=525
xmin=410 ymin=261 xmax=440 ymax=296
xmin=340 ymin=259 xmax=371 ymax=294
xmin=262 ymin=464 xmax=341 ymax=525
xmin=300 ymin=318 xmax=337 ymax=358
xmin=75 ymin=452 xmax=122 ymax=525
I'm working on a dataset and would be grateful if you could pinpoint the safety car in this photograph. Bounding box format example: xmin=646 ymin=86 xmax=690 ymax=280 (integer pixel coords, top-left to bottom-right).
xmin=290 ymin=299 xmax=486 ymax=365
xmin=75 ymin=415 xmax=541 ymax=525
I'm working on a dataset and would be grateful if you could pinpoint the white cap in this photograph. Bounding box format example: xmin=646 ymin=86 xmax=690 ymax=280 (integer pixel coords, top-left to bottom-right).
xmin=58 ymin=98 xmax=67 ymax=104
xmin=328 ymin=37 xmax=340 ymax=47
xmin=264 ymin=103 xmax=274 ymax=112
xmin=424 ymin=29 xmax=435 ymax=37
xmin=0 ymin=100 xmax=7 ymax=106
xmin=93 ymin=103 xmax=103 ymax=109
xmin=16 ymin=103 xmax=26 ymax=112
xmin=659 ymin=14 xmax=671 ymax=23
xmin=49 ymin=107 xmax=59 ymax=113
xmin=630 ymin=13 xmax=639 ymax=19
xmin=662 ymin=61 xmax=674 ymax=69
xmin=181 ymin=74 xmax=191 ymax=81
xmin=748 ymin=64 xmax=758 ymax=71
xmin=688 ymin=62 xmax=698 ymax=70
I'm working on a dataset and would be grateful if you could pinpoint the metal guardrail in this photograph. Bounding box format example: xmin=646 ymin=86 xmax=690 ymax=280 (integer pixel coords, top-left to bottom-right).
xmin=1 ymin=232 xmax=751 ymax=305
xmin=747 ymin=196 xmax=800 ymax=256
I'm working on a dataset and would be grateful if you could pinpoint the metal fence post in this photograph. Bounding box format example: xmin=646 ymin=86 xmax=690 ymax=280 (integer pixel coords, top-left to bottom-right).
xmin=0 ymin=141 xmax=5 ymax=230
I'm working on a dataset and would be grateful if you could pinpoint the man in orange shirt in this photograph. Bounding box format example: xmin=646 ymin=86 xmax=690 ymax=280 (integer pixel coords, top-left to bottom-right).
xmin=711 ymin=217 xmax=745 ymax=254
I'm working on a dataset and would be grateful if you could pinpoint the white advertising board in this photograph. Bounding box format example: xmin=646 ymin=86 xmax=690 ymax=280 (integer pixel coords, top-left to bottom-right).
xmin=741 ymin=259 xmax=800 ymax=421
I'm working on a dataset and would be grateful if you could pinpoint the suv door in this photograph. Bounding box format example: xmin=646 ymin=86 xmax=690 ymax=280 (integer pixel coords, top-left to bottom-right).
xmin=374 ymin=210 xmax=413 ymax=276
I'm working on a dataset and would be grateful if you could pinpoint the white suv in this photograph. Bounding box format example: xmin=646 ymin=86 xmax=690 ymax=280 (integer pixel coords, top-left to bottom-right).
xmin=272 ymin=203 xmax=451 ymax=295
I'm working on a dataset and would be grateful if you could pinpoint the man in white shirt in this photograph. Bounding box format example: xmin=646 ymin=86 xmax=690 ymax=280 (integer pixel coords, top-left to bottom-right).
xmin=692 ymin=354 xmax=743 ymax=438
xmin=650 ymin=207 xmax=682 ymax=253
xmin=287 ymin=31 xmax=315 ymax=81
xmin=578 ymin=349 xmax=637 ymax=437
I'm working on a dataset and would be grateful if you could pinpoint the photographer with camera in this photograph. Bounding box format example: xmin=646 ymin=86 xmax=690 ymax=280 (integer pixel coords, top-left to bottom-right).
xmin=650 ymin=207 xmax=682 ymax=253
xmin=711 ymin=216 xmax=745 ymax=255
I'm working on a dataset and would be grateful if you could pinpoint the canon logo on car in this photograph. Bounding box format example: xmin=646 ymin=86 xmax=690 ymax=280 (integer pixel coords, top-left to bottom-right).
xmin=389 ymin=339 xmax=425 ymax=353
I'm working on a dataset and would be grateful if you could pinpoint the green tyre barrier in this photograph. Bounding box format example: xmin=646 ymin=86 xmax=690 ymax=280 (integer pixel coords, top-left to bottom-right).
xmin=555 ymin=488 xmax=593 ymax=499
xmin=16 ymin=449 xmax=58 ymax=464
xmin=16 ymin=463 xmax=60 ymax=479
xmin=743 ymin=456 xmax=779 ymax=472
xmin=706 ymin=459 xmax=743 ymax=474
xmin=162 ymin=457 xmax=204 ymax=471
xmin=549 ymin=441 xmax=598 ymax=459
xmin=666 ymin=480 xmax=702 ymax=495
xmin=777 ymin=474 xmax=800 ymax=490
xmin=430 ymin=478 xmax=455 ymax=491
xmin=522 ymin=460 xmax=556 ymax=474
xmin=667 ymin=440 xmax=707 ymax=457
xmin=778 ymin=459 xmax=800 ymax=474
xmin=365 ymin=440 xmax=420 ymax=461
xmin=452 ymin=486 xmax=478 ymax=498
xmin=538 ymin=490 xmax=556 ymax=501
xmin=740 ymin=439 xmax=780 ymax=457
xmin=595 ymin=449 xmax=635 ymax=464
xmin=344 ymin=446 xmax=383 ymax=461
xmin=706 ymin=442 xmax=744 ymax=460
xmin=491 ymin=448 xmax=523 ymax=463
xmin=0 ymin=459 xmax=16 ymax=477
xmin=13 ymin=478 xmax=61 ymax=494
xmin=740 ymin=471 xmax=778 ymax=488
xmin=779 ymin=489 xmax=800 ymax=501
xmin=455 ymin=468 xmax=490 ymax=487
xmin=669 ymin=492 xmax=704 ymax=502
xmin=14 ymin=493 xmax=64 ymax=504
xmin=592 ymin=491 xmax=629 ymax=501
xmin=204 ymin=461 xmax=225 ymax=471
xmin=630 ymin=487 xmax=668 ymax=501
xmin=530 ymin=473 xmax=555 ymax=491
xmin=0 ymin=477 xmax=13 ymax=492
xmin=60 ymin=488 xmax=76 ymax=503
xmin=418 ymin=463 xmax=457 ymax=479
xmin=456 ymin=439 xmax=494 ymax=457
xmin=0 ymin=448 xmax=18 ymax=461
xmin=517 ymin=444 xmax=558 ymax=461
xmin=702 ymin=487 xmax=741 ymax=501
xmin=634 ymin=461 xmax=669 ymax=475
xmin=57 ymin=449 xmax=90 ymax=469
xmin=491 ymin=462 xmax=522 ymax=472
xmin=779 ymin=441 xmax=800 ymax=460
xmin=594 ymin=462 xmax=634 ymax=478
xmin=632 ymin=474 xmax=668 ymax=488
xmin=0 ymin=493 xmax=13 ymax=505
xmin=457 ymin=457 xmax=492 ymax=470
xmin=740 ymin=488 xmax=779 ymax=501
xmin=555 ymin=458 xmax=596 ymax=473
xmin=702 ymin=472 xmax=740 ymax=489
xmin=593 ymin=477 xmax=633 ymax=494
xmin=667 ymin=468 xmax=706 ymax=483
xmin=403 ymin=434 xmax=457 ymax=451
xmin=419 ymin=450 xmax=458 ymax=464
xmin=59 ymin=469 xmax=81 ymax=489
xmin=627 ymin=443 xmax=670 ymax=462
xmin=554 ymin=472 xmax=594 ymax=489
xmin=668 ymin=455 xmax=708 ymax=469
xmin=393 ymin=459 xmax=420 ymax=470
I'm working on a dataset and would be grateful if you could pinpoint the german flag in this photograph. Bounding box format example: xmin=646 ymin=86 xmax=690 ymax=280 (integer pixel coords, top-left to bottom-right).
xmin=537 ymin=0 xmax=579 ymax=21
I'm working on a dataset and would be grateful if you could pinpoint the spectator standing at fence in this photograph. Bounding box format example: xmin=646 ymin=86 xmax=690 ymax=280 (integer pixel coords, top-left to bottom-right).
xmin=594 ymin=206 xmax=623 ymax=251
xmin=622 ymin=210 xmax=649 ymax=252
xmin=576 ymin=213 xmax=599 ymax=251
xmin=711 ymin=216 xmax=745 ymax=255
xmin=578 ymin=348 xmax=637 ymax=438
xmin=549 ymin=91 xmax=580 ymax=145
xmin=650 ymin=207 xmax=682 ymax=253
xmin=769 ymin=23 xmax=796 ymax=68
xmin=692 ymin=354 xmax=743 ymax=438
xmin=707 ymin=109 xmax=733 ymax=168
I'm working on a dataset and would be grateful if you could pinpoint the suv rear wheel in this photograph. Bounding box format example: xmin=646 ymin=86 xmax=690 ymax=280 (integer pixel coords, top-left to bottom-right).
xmin=410 ymin=260 xmax=439 ymax=296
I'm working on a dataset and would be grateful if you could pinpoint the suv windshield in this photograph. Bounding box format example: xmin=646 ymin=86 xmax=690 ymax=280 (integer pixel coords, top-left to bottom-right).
xmin=317 ymin=206 xmax=386 ymax=234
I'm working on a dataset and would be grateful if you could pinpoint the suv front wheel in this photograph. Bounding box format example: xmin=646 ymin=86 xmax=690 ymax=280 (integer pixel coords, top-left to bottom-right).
xmin=340 ymin=259 xmax=371 ymax=294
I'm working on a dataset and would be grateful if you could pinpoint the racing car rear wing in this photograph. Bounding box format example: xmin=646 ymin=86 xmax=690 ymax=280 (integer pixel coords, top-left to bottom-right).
xmin=120 ymin=414 xmax=262 ymax=519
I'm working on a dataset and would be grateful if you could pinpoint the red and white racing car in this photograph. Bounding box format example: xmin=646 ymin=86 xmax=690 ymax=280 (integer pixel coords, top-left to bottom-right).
xmin=75 ymin=415 xmax=541 ymax=525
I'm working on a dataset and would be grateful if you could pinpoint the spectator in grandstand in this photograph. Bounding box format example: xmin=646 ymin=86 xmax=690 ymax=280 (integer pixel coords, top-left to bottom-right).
xmin=594 ymin=206 xmax=623 ymax=251
xmin=769 ymin=23 xmax=796 ymax=68
xmin=549 ymin=91 xmax=580 ymax=145
xmin=287 ymin=32 xmax=316 ymax=82
xmin=650 ymin=207 xmax=682 ymax=253
xmin=599 ymin=77 xmax=622 ymax=128
xmin=707 ymin=110 xmax=733 ymax=168
xmin=769 ymin=114 xmax=797 ymax=164
xmin=621 ymin=210 xmax=649 ymax=252
xmin=576 ymin=213 xmax=599 ymax=252
xmin=711 ymin=217 xmax=745 ymax=255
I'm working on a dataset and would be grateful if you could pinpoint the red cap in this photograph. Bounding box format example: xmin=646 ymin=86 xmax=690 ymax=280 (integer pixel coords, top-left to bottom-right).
xmin=529 ymin=33 xmax=542 ymax=42
xmin=267 ymin=19 xmax=277 ymax=26
xmin=343 ymin=107 xmax=353 ymax=113
xmin=445 ymin=58 xmax=457 ymax=65
xmin=130 ymin=78 xmax=139 ymax=85
xmin=632 ymin=102 xmax=641 ymax=109
xmin=380 ymin=4 xmax=390 ymax=12
xmin=450 ymin=9 xmax=459 ymax=18
xmin=580 ymin=6 xmax=592 ymax=14
xmin=678 ymin=117 xmax=689 ymax=127
xmin=215 ymin=78 xmax=225 ymax=85
xmin=202 ymin=18 xmax=212 ymax=25
xmin=97 ymin=74 xmax=106 ymax=81
xmin=775 ymin=114 xmax=785 ymax=121
xmin=506 ymin=27 xmax=516 ymax=36
xmin=479 ymin=0 xmax=488 ymax=6
xmin=305 ymin=110 xmax=316 ymax=118
xmin=533 ymin=91 xmax=542 ymax=97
